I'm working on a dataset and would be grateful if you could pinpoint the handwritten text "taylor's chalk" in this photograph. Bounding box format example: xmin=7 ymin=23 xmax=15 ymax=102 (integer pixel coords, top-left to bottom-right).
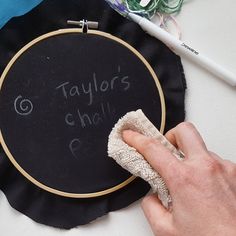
xmin=55 ymin=67 xmax=130 ymax=105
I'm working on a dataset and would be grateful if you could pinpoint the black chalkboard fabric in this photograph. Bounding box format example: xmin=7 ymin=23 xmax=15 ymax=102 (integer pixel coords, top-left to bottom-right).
xmin=0 ymin=0 xmax=186 ymax=229
xmin=0 ymin=29 xmax=165 ymax=197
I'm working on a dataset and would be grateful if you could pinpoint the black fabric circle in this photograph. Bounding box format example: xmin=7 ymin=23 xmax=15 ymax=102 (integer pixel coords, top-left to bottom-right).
xmin=0 ymin=31 xmax=164 ymax=195
xmin=0 ymin=0 xmax=186 ymax=229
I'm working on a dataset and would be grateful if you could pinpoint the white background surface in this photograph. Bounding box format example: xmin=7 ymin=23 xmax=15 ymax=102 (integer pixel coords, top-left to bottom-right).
xmin=0 ymin=0 xmax=236 ymax=235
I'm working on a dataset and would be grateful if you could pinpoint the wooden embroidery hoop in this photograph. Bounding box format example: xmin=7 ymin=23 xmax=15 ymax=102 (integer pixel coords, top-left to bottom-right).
xmin=0 ymin=27 xmax=166 ymax=198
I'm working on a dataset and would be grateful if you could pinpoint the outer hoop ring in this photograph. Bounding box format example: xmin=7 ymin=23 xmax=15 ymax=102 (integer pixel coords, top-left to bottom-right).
xmin=0 ymin=28 xmax=166 ymax=198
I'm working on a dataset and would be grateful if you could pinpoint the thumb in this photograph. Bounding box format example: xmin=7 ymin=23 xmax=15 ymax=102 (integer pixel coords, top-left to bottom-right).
xmin=142 ymin=194 xmax=174 ymax=236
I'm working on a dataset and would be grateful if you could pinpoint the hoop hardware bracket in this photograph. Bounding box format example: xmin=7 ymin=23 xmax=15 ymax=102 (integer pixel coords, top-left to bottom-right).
xmin=67 ymin=19 xmax=99 ymax=33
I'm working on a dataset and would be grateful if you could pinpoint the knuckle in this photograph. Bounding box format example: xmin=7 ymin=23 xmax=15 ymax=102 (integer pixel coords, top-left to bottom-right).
xmin=176 ymin=121 xmax=195 ymax=131
xmin=204 ymin=158 xmax=223 ymax=174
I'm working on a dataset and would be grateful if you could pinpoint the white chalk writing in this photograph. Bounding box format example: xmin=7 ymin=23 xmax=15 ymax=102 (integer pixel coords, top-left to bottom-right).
xmin=14 ymin=95 xmax=33 ymax=116
xmin=55 ymin=66 xmax=130 ymax=105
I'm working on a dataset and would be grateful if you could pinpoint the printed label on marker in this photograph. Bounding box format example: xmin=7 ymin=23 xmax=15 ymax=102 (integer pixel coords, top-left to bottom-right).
xmin=181 ymin=43 xmax=199 ymax=55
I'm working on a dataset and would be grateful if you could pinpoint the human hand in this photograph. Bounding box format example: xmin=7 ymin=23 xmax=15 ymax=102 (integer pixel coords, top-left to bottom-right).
xmin=123 ymin=122 xmax=236 ymax=236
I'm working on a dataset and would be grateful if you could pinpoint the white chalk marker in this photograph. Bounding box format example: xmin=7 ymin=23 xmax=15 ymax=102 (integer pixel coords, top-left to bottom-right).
xmin=128 ymin=13 xmax=236 ymax=86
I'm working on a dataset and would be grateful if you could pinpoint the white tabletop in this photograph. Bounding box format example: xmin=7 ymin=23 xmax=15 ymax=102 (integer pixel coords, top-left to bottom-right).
xmin=1 ymin=0 xmax=236 ymax=235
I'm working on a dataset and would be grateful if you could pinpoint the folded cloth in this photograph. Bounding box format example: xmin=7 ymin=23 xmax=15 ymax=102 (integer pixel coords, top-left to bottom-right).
xmin=108 ymin=109 xmax=184 ymax=208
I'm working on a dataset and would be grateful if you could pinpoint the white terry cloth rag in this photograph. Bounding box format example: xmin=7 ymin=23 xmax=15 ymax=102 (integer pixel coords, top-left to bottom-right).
xmin=108 ymin=109 xmax=184 ymax=208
